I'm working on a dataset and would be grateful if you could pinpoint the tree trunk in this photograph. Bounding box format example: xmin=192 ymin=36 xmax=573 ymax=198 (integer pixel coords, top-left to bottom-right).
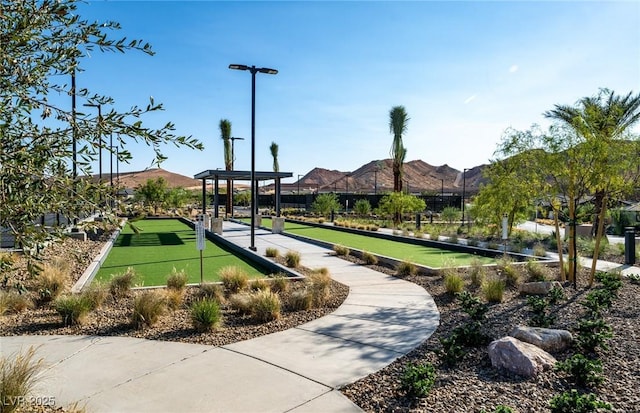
xmin=589 ymin=196 xmax=608 ymax=286
xmin=567 ymin=197 xmax=577 ymax=285
xmin=591 ymin=190 xmax=605 ymax=237
xmin=553 ymin=205 xmax=565 ymax=282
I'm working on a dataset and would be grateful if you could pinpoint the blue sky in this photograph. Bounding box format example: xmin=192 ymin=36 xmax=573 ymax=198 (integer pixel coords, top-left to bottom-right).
xmin=73 ymin=1 xmax=640 ymax=181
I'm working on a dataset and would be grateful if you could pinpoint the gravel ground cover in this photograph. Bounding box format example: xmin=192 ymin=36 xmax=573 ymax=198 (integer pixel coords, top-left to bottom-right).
xmin=339 ymin=255 xmax=640 ymax=413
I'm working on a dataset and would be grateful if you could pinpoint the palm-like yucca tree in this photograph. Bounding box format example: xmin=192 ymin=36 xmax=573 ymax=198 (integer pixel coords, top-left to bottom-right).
xmin=389 ymin=106 xmax=409 ymax=193
xmin=269 ymin=141 xmax=279 ymax=172
xmin=219 ymin=119 xmax=232 ymax=215
xmin=545 ymin=88 xmax=640 ymax=285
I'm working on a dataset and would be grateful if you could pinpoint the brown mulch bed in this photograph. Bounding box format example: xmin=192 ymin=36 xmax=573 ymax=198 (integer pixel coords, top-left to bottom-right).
xmin=339 ymin=256 xmax=640 ymax=413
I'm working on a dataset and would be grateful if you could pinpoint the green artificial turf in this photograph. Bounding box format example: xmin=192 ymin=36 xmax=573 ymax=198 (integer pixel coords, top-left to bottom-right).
xmin=94 ymin=219 xmax=267 ymax=287
xmin=258 ymin=218 xmax=494 ymax=268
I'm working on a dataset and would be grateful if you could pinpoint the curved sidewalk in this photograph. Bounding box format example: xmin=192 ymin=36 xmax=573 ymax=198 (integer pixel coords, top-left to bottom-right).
xmin=1 ymin=221 xmax=439 ymax=413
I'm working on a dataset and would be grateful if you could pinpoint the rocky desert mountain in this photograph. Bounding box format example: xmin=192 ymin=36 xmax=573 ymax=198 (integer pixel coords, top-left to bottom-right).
xmin=106 ymin=160 xmax=487 ymax=195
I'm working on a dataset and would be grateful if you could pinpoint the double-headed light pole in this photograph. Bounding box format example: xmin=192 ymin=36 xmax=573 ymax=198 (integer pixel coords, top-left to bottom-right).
xmin=228 ymin=64 xmax=278 ymax=251
xmin=83 ymin=103 xmax=103 ymax=182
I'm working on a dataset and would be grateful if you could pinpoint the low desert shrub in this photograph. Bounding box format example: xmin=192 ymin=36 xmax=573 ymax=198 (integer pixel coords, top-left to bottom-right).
xmin=527 ymin=296 xmax=555 ymax=328
xmin=457 ymin=291 xmax=488 ymax=321
xmin=190 ymin=299 xmax=221 ymax=332
xmin=0 ymin=291 xmax=33 ymax=315
xmin=284 ymin=250 xmax=301 ymax=268
xmin=250 ymin=290 xmax=281 ymax=322
xmin=265 ymin=247 xmax=280 ymax=258
xmin=396 ymin=260 xmax=417 ymax=276
xmin=288 ymin=289 xmax=313 ymax=311
xmin=333 ymin=244 xmax=350 ymax=257
xmin=555 ymin=354 xmax=604 ymax=387
xmin=548 ymin=390 xmax=611 ymax=413
xmin=219 ymin=266 xmax=249 ymax=294
xmin=438 ymin=335 xmax=466 ymax=365
xmin=132 ymin=291 xmax=166 ymax=329
xmin=109 ymin=267 xmax=136 ymax=299
xmin=54 ymin=294 xmax=93 ymax=326
xmin=0 ymin=347 xmax=45 ymax=413
xmin=361 ymin=250 xmax=378 ymax=265
xmin=482 ymin=278 xmax=505 ymax=303
xmin=575 ymin=318 xmax=613 ymax=354
xmin=166 ymin=268 xmax=188 ymax=291
xmin=400 ymin=361 xmax=436 ymax=398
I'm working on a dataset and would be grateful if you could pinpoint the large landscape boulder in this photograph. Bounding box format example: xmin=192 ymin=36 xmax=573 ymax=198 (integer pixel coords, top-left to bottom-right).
xmin=510 ymin=326 xmax=573 ymax=352
xmin=519 ymin=281 xmax=563 ymax=295
xmin=488 ymin=336 xmax=557 ymax=378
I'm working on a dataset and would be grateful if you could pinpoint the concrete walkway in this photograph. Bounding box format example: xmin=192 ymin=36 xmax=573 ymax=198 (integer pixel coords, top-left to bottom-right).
xmin=1 ymin=221 xmax=439 ymax=413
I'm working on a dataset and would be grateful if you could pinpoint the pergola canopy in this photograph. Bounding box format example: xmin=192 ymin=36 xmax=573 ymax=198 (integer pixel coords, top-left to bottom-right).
xmin=194 ymin=170 xmax=293 ymax=181
xmin=194 ymin=169 xmax=293 ymax=218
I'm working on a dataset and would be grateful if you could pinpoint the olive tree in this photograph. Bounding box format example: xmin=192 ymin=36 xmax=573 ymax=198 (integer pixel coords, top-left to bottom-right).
xmin=0 ymin=0 xmax=202 ymax=249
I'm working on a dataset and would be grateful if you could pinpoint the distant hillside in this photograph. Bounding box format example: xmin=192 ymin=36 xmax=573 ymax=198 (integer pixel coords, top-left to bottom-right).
xmin=107 ymin=168 xmax=201 ymax=189
xmin=292 ymin=159 xmax=488 ymax=194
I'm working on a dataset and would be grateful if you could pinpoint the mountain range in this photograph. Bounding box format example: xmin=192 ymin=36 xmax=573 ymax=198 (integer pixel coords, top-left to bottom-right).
xmin=108 ymin=159 xmax=488 ymax=195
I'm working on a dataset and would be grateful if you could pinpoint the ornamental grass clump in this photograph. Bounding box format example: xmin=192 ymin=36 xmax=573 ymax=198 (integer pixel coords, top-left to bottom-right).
xmin=54 ymin=294 xmax=93 ymax=326
xmin=0 ymin=347 xmax=45 ymax=413
xmin=0 ymin=291 xmax=33 ymax=315
xmin=284 ymin=250 xmax=301 ymax=268
xmin=109 ymin=267 xmax=136 ymax=300
xmin=132 ymin=291 xmax=166 ymax=329
xmin=250 ymin=290 xmax=281 ymax=322
xmin=362 ymin=250 xmax=378 ymax=265
xmin=190 ymin=299 xmax=222 ymax=332
xmin=306 ymin=270 xmax=332 ymax=307
xmin=269 ymin=274 xmax=289 ymax=294
xmin=396 ymin=260 xmax=417 ymax=277
xmin=36 ymin=263 xmax=69 ymax=303
xmin=525 ymin=259 xmax=549 ymax=282
xmin=198 ymin=283 xmax=225 ymax=304
xmin=288 ymin=289 xmax=313 ymax=311
xmin=82 ymin=284 xmax=108 ymax=309
xmin=333 ymin=244 xmax=350 ymax=257
xmin=229 ymin=292 xmax=253 ymax=316
xmin=265 ymin=247 xmax=280 ymax=258
xmin=482 ymin=278 xmax=505 ymax=303
xmin=166 ymin=267 xmax=188 ymax=291
xmin=219 ymin=266 xmax=249 ymax=294
xmin=164 ymin=288 xmax=185 ymax=310
xmin=469 ymin=258 xmax=487 ymax=287
xmin=498 ymin=257 xmax=521 ymax=287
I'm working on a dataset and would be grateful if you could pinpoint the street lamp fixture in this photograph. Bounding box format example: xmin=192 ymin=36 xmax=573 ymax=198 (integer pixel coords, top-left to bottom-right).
xmin=229 ymin=63 xmax=278 ymax=251
xmin=462 ymin=168 xmax=469 ymax=228
xmin=230 ymin=136 xmax=245 ymax=166
xmin=83 ymin=103 xmax=103 ymax=182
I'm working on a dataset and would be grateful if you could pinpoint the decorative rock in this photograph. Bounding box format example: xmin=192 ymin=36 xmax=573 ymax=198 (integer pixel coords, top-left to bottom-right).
xmin=488 ymin=336 xmax=557 ymax=378
xmin=519 ymin=281 xmax=563 ymax=295
xmin=510 ymin=326 xmax=573 ymax=352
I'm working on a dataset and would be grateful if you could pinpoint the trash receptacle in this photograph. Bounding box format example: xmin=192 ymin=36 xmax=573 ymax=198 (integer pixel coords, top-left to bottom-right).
xmin=625 ymin=227 xmax=636 ymax=265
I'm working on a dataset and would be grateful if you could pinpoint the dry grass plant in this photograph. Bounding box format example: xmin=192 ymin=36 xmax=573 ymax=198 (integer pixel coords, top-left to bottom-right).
xmin=0 ymin=347 xmax=45 ymax=413
xmin=132 ymin=290 xmax=167 ymax=329
xmin=284 ymin=250 xmax=302 ymax=268
xmin=219 ymin=266 xmax=249 ymax=294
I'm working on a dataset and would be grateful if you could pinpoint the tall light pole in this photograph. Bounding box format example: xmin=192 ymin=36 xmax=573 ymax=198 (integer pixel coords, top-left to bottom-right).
xmin=297 ymin=174 xmax=303 ymax=195
xmin=373 ymin=168 xmax=378 ymax=195
xmin=83 ymin=103 xmax=103 ymax=182
xmin=230 ymin=136 xmax=244 ymax=218
xmin=229 ymin=64 xmax=278 ymax=251
xmin=462 ymin=168 xmax=469 ymax=228
xmin=71 ymin=71 xmax=77 ymax=180
xmin=440 ymin=178 xmax=444 ymax=208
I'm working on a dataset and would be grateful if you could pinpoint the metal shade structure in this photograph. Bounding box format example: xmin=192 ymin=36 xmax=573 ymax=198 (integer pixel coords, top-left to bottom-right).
xmin=194 ymin=169 xmax=292 ymax=224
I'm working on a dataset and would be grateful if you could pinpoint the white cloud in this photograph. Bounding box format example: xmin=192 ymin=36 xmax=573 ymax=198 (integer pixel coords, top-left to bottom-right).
xmin=509 ymin=64 xmax=519 ymax=73
xmin=464 ymin=94 xmax=477 ymax=104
